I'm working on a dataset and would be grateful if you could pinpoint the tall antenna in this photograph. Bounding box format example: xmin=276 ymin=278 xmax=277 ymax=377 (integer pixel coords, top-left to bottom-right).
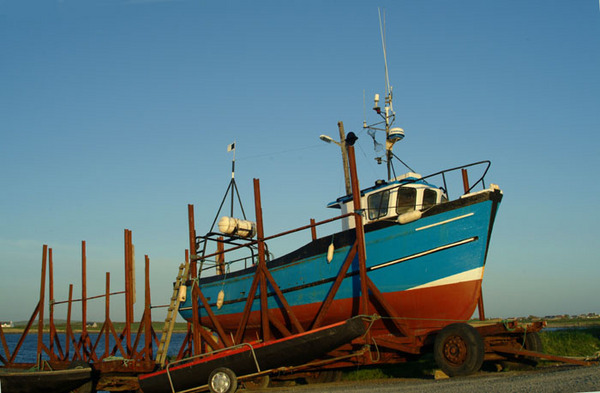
xmin=378 ymin=8 xmax=392 ymax=105
xmin=364 ymin=9 xmax=405 ymax=181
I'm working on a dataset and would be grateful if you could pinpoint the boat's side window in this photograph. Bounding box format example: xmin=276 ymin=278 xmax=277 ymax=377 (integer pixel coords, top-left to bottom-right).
xmin=422 ymin=189 xmax=438 ymax=210
xmin=368 ymin=190 xmax=390 ymax=220
xmin=396 ymin=187 xmax=416 ymax=215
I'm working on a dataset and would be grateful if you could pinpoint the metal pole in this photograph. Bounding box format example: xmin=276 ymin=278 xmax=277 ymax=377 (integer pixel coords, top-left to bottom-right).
xmin=337 ymin=121 xmax=352 ymax=195
xmin=37 ymin=245 xmax=48 ymax=368
xmin=187 ymin=205 xmax=201 ymax=356
xmin=105 ymin=272 xmax=110 ymax=358
xmin=81 ymin=241 xmax=88 ymax=361
xmin=144 ymin=255 xmax=152 ymax=361
xmin=48 ymin=248 xmax=55 ymax=356
xmin=253 ymin=178 xmax=271 ymax=342
xmin=346 ymin=136 xmax=369 ymax=316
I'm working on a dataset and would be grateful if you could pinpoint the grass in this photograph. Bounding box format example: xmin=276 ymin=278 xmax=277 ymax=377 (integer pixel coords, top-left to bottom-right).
xmin=539 ymin=327 xmax=600 ymax=357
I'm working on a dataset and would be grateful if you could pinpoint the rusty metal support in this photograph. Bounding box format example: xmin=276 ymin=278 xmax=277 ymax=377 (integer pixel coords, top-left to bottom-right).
xmin=216 ymin=237 xmax=225 ymax=275
xmin=311 ymin=243 xmax=358 ymax=330
xmin=187 ymin=205 xmax=201 ymax=356
xmin=310 ymin=218 xmax=317 ymax=241
xmin=48 ymin=249 xmax=55 ymax=356
xmin=346 ymin=141 xmax=369 ymax=318
xmin=461 ymin=168 xmax=470 ymax=194
xmin=81 ymin=241 xmax=89 ymax=361
xmin=105 ymin=272 xmax=111 ymax=358
xmin=234 ymin=267 xmax=261 ymax=343
xmin=492 ymin=345 xmax=596 ymax=367
xmin=253 ymin=178 xmax=271 ymax=342
xmin=124 ymin=230 xmax=134 ymax=355
xmin=37 ymin=245 xmax=47 ymax=368
xmin=65 ymin=284 xmax=73 ymax=359
xmin=144 ymin=255 xmax=152 ymax=362
xmin=338 ymin=121 xmax=352 ymax=195
xmin=9 ymin=302 xmax=40 ymax=364
xmin=191 ymin=285 xmax=232 ymax=348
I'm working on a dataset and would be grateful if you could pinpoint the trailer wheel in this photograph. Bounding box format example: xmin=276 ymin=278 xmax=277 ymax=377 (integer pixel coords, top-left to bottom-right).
xmin=208 ymin=367 xmax=238 ymax=393
xmin=523 ymin=331 xmax=543 ymax=365
xmin=434 ymin=323 xmax=484 ymax=377
xmin=503 ymin=331 xmax=544 ymax=369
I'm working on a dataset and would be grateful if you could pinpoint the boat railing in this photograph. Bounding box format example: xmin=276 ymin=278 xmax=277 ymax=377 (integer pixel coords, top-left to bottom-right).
xmin=193 ymin=213 xmax=356 ymax=274
xmin=397 ymin=160 xmax=492 ymax=199
xmin=195 ymin=231 xmax=276 ymax=274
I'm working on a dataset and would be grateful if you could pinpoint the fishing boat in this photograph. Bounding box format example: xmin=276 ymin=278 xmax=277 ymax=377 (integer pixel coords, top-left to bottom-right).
xmin=179 ymin=114 xmax=501 ymax=343
xmin=179 ymin=162 xmax=501 ymax=335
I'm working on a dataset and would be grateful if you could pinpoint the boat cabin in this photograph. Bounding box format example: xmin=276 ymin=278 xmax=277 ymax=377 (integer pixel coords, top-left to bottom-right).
xmin=327 ymin=172 xmax=448 ymax=230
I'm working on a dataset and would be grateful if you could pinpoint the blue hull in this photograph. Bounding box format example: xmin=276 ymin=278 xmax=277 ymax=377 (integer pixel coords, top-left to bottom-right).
xmin=179 ymin=188 xmax=501 ymax=333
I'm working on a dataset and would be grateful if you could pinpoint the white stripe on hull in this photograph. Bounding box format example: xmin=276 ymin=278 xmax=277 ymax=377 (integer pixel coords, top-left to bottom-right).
xmin=405 ymin=266 xmax=484 ymax=291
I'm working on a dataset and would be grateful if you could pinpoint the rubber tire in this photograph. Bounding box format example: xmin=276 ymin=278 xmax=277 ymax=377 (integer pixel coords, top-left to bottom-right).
xmin=434 ymin=323 xmax=485 ymax=377
xmin=208 ymin=367 xmax=238 ymax=393
xmin=523 ymin=331 xmax=543 ymax=365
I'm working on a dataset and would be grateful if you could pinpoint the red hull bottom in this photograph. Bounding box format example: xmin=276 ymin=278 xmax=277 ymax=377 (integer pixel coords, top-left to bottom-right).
xmin=195 ymin=279 xmax=482 ymax=340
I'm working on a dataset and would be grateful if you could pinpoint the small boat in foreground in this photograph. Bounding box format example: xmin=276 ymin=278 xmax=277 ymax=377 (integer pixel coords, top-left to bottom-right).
xmin=0 ymin=366 xmax=92 ymax=393
xmin=138 ymin=316 xmax=366 ymax=393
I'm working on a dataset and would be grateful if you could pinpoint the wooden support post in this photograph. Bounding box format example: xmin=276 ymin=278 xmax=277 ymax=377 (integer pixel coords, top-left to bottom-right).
xmin=312 ymin=243 xmax=358 ymax=329
xmin=105 ymin=272 xmax=110 ymax=359
xmin=461 ymin=168 xmax=470 ymax=194
xmin=123 ymin=230 xmax=131 ymax=354
xmin=144 ymin=255 xmax=152 ymax=361
xmin=37 ymin=245 xmax=47 ymax=368
xmin=478 ymin=286 xmax=486 ymax=321
xmin=338 ymin=121 xmax=352 ymax=196
xmin=310 ymin=218 xmax=317 ymax=241
xmin=187 ymin=205 xmax=201 ymax=356
xmin=234 ymin=270 xmax=261 ymax=344
xmin=346 ymin=140 xmax=369 ymax=317
xmin=48 ymin=248 xmax=55 ymax=356
xmin=10 ymin=302 xmax=40 ymax=364
xmin=66 ymin=284 xmax=73 ymax=359
xmin=216 ymin=237 xmax=225 ymax=275
xmin=253 ymin=178 xmax=271 ymax=342
xmin=81 ymin=241 xmax=88 ymax=361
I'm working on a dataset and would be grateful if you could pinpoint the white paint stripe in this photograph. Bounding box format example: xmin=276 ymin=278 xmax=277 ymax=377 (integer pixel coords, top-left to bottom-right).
xmin=415 ymin=212 xmax=474 ymax=231
xmin=370 ymin=237 xmax=477 ymax=271
xmin=406 ymin=266 xmax=484 ymax=291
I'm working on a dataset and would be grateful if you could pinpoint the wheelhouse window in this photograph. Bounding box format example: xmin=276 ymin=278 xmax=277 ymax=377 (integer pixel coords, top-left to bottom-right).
xmin=422 ymin=189 xmax=438 ymax=210
xmin=396 ymin=187 xmax=416 ymax=215
xmin=368 ymin=190 xmax=390 ymax=220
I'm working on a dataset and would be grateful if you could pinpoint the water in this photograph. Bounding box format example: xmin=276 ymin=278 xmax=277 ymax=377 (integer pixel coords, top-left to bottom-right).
xmin=1 ymin=331 xmax=187 ymax=364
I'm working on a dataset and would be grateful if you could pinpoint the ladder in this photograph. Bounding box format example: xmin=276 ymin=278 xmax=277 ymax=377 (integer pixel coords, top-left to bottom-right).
xmin=155 ymin=262 xmax=190 ymax=366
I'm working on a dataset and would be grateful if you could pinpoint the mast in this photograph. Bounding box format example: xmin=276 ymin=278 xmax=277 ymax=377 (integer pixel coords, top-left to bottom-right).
xmin=364 ymin=8 xmax=404 ymax=181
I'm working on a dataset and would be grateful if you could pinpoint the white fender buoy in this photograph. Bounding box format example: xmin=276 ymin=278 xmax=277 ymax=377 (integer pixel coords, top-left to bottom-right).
xmin=217 ymin=289 xmax=225 ymax=309
xmin=398 ymin=210 xmax=422 ymax=224
xmin=178 ymin=285 xmax=187 ymax=302
xmin=327 ymin=242 xmax=334 ymax=263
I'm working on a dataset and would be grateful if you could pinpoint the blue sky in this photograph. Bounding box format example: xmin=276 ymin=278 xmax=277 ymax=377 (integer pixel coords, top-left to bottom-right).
xmin=1 ymin=0 xmax=599 ymax=322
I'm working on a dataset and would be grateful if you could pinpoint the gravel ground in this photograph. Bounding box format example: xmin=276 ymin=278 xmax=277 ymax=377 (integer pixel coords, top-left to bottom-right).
xmin=251 ymin=365 xmax=600 ymax=393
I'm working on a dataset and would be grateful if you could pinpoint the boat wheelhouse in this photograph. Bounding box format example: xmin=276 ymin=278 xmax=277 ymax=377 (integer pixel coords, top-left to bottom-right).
xmin=328 ymin=172 xmax=449 ymax=231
